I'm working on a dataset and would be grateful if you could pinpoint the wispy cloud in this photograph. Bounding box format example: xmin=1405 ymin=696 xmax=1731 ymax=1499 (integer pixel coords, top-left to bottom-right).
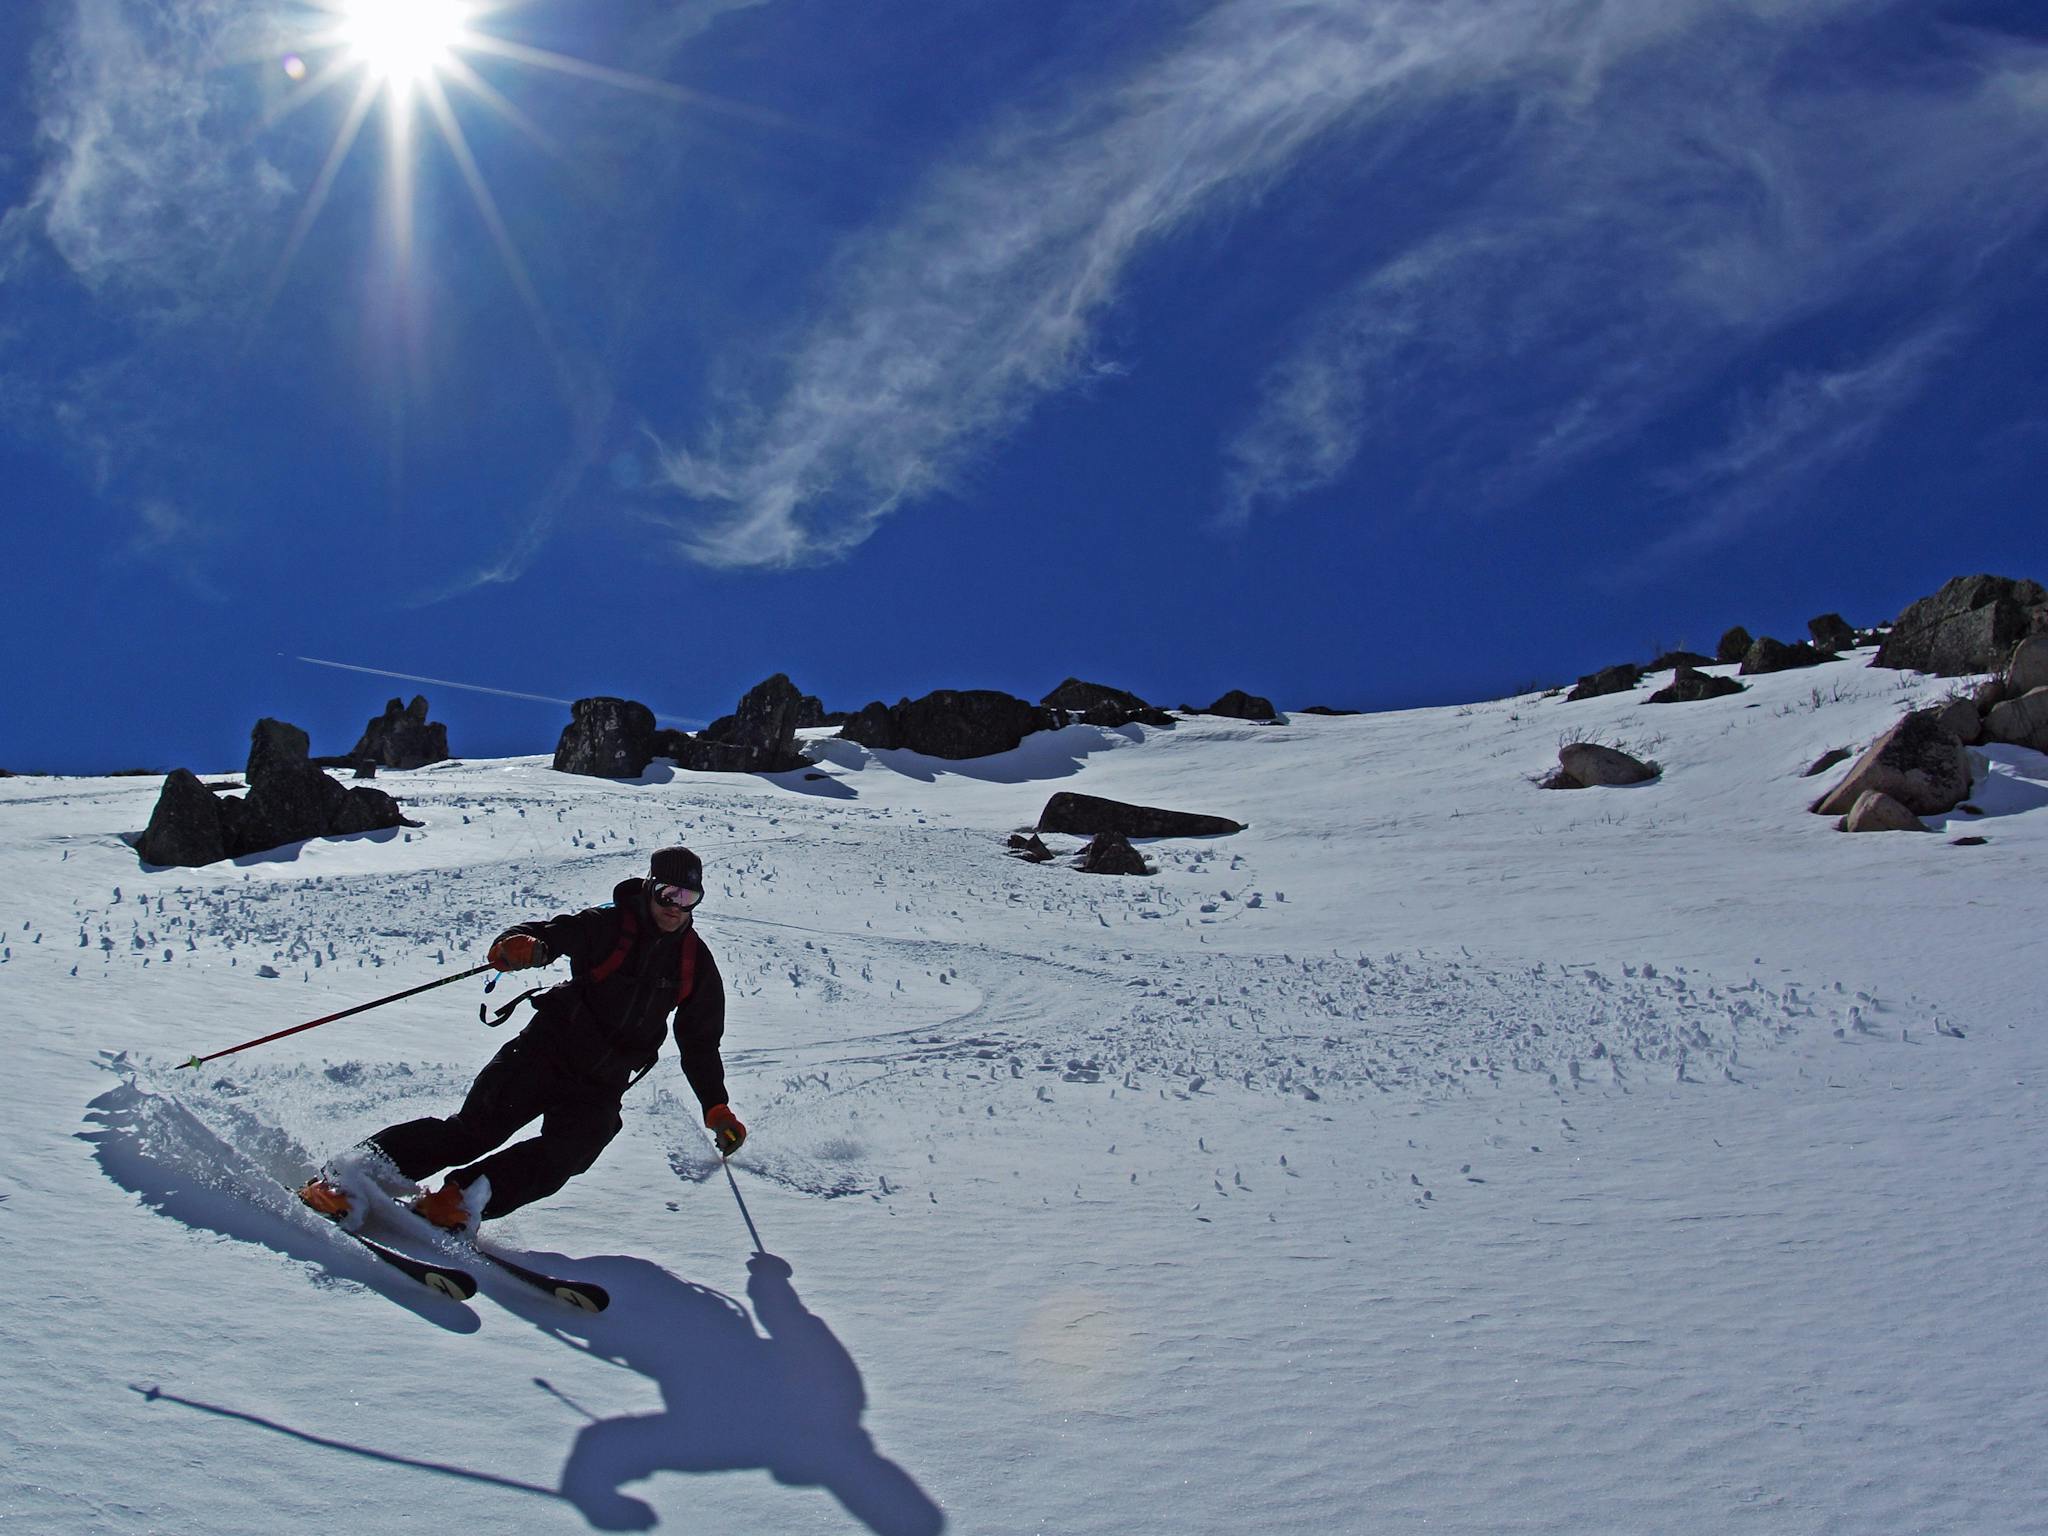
xmin=1220 ymin=8 xmax=2048 ymax=546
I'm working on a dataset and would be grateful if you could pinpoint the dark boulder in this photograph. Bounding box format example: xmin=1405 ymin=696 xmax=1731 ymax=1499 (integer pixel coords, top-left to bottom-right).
xmin=1040 ymin=679 xmax=1175 ymax=730
xmin=1199 ymin=690 xmax=1278 ymax=721
xmin=1006 ymin=832 xmax=1055 ymax=863
xmin=1037 ymin=792 xmax=1243 ymax=839
xmin=1077 ymin=832 xmax=1150 ymax=876
xmin=794 ymin=692 xmax=836 ymax=729
xmin=1811 ymin=710 xmax=1973 ymax=817
xmin=330 ymin=785 xmax=409 ymax=836
xmin=1808 ymin=613 xmax=1857 ymax=653
xmin=1648 ymin=667 xmax=1745 ymax=704
xmin=232 ymin=760 xmax=350 ymax=855
xmin=1297 ymin=705 xmax=1362 ymax=716
xmin=137 ymin=769 xmax=227 ymax=867
xmin=554 ymin=697 xmax=657 ymax=778
xmin=837 ymin=702 xmax=900 ymax=751
xmin=696 ymin=674 xmax=810 ymax=773
xmin=1716 ymin=626 xmax=1754 ymax=665
xmin=1740 ymin=637 xmax=1830 ymax=675
xmin=1647 ymin=650 xmax=1714 ymax=671
xmin=1567 ymin=664 xmax=1643 ymax=702
xmin=668 ymin=737 xmax=781 ymax=774
xmin=874 ymin=690 xmax=1055 ymax=759
xmin=247 ymin=718 xmax=310 ymax=783
xmin=1873 ymin=574 xmax=2048 ymax=677
xmin=349 ymin=696 xmax=449 ymax=770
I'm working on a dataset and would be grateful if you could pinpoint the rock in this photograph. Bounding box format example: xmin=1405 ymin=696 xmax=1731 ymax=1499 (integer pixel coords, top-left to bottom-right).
xmin=1974 ymin=678 xmax=2009 ymax=712
xmin=1740 ymin=637 xmax=1830 ymax=675
xmin=1984 ymin=686 xmax=2048 ymax=752
xmin=1647 ymin=666 xmax=1745 ymax=704
xmin=349 ymin=696 xmax=449 ymax=771
xmin=858 ymin=690 xmax=1055 ymax=759
xmin=1040 ymin=679 xmax=1174 ymax=730
xmin=1006 ymin=832 xmax=1055 ymax=863
xmin=353 ymin=760 xmax=377 ymax=779
xmin=1037 ymin=792 xmax=1244 ymax=839
xmin=1933 ymin=697 xmax=1982 ymax=746
xmin=1567 ymin=664 xmax=1643 ymax=702
xmin=1647 ymin=650 xmax=1715 ymax=671
xmin=1297 ymin=705 xmax=1362 ymax=716
xmin=1199 ymin=689 xmax=1279 ymax=721
xmin=137 ymin=769 xmax=228 ymax=867
xmin=246 ymin=718 xmax=310 ymax=783
xmin=231 ymin=760 xmax=350 ymax=855
xmin=1716 ymin=626 xmax=1754 ymax=665
xmin=1811 ymin=710 xmax=1973 ymax=817
xmin=667 ymin=737 xmax=777 ymax=774
xmin=1808 ymin=613 xmax=1857 ymax=652
xmin=2009 ymin=635 xmax=2048 ymax=696
xmin=1803 ymin=747 xmax=1853 ymax=778
xmin=553 ymin=697 xmax=657 ymax=778
xmin=836 ymin=701 xmax=901 ymax=751
xmin=697 ymin=674 xmax=810 ymax=773
xmin=1952 ymin=835 xmax=1989 ymax=847
xmin=1076 ymin=832 xmax=1150 ymax=875
xmin=331 ymin=785 xmax=408 ymax=836
xmin=1873 ymin=574 xmax=2048 ymax=677
xmin=1552 ymin=743 xmax=1659 ymax=788
xmin=1839 ymin=790 xmax=1928 ymax=833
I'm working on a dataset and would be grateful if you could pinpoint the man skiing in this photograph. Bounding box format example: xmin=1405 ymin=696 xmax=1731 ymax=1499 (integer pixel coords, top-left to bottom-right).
xmin=299 ymin=845 xmax=746 ymax=1231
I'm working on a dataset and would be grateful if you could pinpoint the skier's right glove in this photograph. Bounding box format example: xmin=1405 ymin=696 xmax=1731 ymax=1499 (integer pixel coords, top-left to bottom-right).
xmin=487 ymin=935 xmax=551 ymax=972
xmin=706 ymin=1104 xmax=748 ymax=1157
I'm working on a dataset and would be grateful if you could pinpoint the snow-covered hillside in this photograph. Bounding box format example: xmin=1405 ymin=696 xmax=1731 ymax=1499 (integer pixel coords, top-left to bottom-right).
xmin=5 ymin=652 xmax=2043 ymax=1534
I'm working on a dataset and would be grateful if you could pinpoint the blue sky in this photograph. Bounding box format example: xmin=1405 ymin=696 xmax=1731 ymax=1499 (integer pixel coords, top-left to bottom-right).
xmin=3 ymin=0 xmax=2044 ymax=774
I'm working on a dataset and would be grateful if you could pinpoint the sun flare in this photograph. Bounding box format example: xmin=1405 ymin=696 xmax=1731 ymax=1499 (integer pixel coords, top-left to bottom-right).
xmin=338 ymin=0 xmax=470 ymax=89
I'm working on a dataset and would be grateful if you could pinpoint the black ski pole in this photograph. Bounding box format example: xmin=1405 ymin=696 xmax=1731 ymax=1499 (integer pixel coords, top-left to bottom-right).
xmin=176 ymin=963 xmax=495 ymax=1069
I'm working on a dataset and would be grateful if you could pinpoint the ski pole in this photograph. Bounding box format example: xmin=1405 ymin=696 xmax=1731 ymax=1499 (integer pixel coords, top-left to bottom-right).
xmin=722 ymin=1155 xmax=765 ymax=1256
xmin=175 ymin=963 xmax=495 ymax=1069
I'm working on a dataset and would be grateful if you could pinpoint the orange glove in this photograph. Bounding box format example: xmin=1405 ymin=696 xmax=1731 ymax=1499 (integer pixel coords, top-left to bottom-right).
xmin=487 ymin=935 xmax=550 ymax=972
xmin=706 ymin=1104 xmax=747 ymax=1157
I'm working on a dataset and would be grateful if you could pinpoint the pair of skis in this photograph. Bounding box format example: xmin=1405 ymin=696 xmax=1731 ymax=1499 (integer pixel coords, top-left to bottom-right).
xmin=298 ymin=1187 xmax=609 ymax=1312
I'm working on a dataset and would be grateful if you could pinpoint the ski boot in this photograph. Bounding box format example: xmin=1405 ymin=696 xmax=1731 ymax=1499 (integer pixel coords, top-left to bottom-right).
xmin=297 ymin=1177 xmax=354 ymax=1224
xmin=411 ymin=1177 xmax=476 ymax=1233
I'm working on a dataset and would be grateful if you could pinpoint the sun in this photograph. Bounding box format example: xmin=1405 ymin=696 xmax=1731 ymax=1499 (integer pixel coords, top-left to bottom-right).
xmin=337 ymin=0 xmax=471 ymax=90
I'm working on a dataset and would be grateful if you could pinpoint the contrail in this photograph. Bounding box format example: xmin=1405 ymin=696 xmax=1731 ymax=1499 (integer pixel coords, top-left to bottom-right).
xmin=290 ymin=656 xmax=703 ymax=727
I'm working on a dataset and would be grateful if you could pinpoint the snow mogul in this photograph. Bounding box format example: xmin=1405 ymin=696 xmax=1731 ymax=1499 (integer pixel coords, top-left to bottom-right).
xmin=299 ymin=845 xmax=745 ymax=1231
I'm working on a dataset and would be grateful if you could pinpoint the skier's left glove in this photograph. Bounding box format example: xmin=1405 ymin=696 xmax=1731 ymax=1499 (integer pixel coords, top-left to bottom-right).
xmin=706 ymin=1104 xmax=747 ymax=1157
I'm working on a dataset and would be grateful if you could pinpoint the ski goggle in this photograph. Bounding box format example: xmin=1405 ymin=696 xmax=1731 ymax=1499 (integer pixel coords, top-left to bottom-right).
xmin=652 ymin=882 xmax=702 ymax=912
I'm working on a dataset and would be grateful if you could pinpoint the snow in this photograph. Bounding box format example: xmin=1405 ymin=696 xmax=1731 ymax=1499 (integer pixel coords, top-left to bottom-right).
xmin=4 ymin=650 xmax=2043 ymax=1533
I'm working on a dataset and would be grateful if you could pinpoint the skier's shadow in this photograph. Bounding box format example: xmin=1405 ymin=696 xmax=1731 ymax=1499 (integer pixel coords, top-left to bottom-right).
xmin=533 ymin=1251 xmax=944 ymax=1534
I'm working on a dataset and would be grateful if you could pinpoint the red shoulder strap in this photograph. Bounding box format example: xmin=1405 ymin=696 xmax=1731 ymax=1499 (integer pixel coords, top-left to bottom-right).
xmin=676 ymin=927 xmax=699 ymax=1006
xmin=588 ymin=906 xmax=637 ymax=984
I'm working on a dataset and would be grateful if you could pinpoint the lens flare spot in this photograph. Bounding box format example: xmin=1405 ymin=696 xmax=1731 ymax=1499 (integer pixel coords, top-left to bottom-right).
xmin=282 ymin=54 xmax=307 ymax=81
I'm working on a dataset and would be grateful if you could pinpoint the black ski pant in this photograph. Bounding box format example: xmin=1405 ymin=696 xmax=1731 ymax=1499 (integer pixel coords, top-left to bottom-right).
xmin=368 ymin=1035 xmax=623 ymax=1221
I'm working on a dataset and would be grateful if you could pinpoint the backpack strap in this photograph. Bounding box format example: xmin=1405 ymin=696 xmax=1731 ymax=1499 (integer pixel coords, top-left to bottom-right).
xmin=588 ymin=905 xmax=638 ymax=984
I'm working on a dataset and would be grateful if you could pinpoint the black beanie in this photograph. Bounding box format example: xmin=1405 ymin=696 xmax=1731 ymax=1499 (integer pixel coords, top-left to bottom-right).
xmin=648 ymin=845 xmax=703 ymax=892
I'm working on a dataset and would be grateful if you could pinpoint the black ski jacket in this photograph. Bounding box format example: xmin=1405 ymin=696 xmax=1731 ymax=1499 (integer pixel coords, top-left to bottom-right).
xmin=493 ymin=877 xmax=728 ymax=1107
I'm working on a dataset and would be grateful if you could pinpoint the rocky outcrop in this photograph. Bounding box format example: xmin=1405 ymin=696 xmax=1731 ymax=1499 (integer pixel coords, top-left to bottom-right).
xmin=1549 ymin=743 xmax=1659 ymax=788
xmin=1567 ymin=664 xmax=1643 ymax=702
xmin=1041 ymin=679 xmax=1175 ymax=730
xmin=1647 ymin=650 xmax=1715 ymax=671
xmin=1197 ymin=690 xmax=1279 ymax=722
xmin=1297 ymin=705 xmax=1363 ymax=716
xmin=1873 ymin=574 xmax=2048 ymax=677
xmin=139 ymin=720 xmax=411 ymax=867
xmin=1808 ymin=613 xmax=1857 ymax=652
xmin=836 ymin=690 xmax=1055 ymax=760
xmin=1740 ymin=637 xmax=1831 ymax=675
xmin=1811 ymin=711 xmax=1973 ymax=818
xmin=137 ymin=769 xmax=228 ymax=867
xmin=1716 ymin=626 xmax=1754 ymax=665
xmin=1037 ymin=792 xmax=1243 ymax=839
xmin=1077 ymin=832 xmax=1150 ymax=875
xmin=1648 ymin=666 xmax=1745 ymax=704
xmin=554 ymin=698 xmax=657 ymax=778
xmin=690 ymin=674 xmax=809 ymax=773
xmin=349 ymin=696 xmax=449 ymax=771
xmin=1839 ymin=790 xmax=1928 ymax=833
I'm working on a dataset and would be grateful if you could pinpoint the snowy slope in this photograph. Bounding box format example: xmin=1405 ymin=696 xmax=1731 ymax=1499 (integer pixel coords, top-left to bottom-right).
xmin=4 ymin=651 xmax=2043 ymax=1534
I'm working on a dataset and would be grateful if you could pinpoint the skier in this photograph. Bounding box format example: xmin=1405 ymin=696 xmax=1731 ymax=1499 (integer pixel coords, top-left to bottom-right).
xmin=299 ymin=845 xmax=746 ymax=1231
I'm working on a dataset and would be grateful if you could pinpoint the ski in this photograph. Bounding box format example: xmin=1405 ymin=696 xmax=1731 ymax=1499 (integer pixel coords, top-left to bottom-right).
xmin=291 ymin=1184 xmax=478 ymax=1301
xmin=470 ymin=1245 xmax=610 ymax=1313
